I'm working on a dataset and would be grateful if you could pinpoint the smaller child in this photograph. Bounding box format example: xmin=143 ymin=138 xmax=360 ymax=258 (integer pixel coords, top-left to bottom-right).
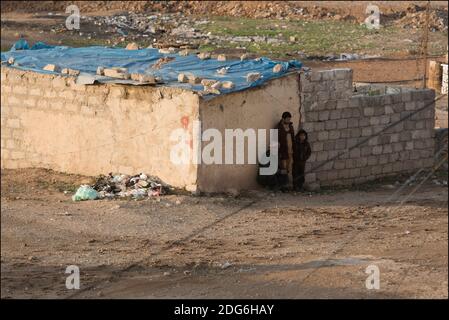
xmin=293 ymin=129 xmax=312 ymax=191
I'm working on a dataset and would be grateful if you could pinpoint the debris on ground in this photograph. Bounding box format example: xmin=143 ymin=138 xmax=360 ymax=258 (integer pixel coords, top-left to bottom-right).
xmin=83 ymin=172 xmax=170 ymax=200
xmin=72 ymin=185 xmax=99 ymax=201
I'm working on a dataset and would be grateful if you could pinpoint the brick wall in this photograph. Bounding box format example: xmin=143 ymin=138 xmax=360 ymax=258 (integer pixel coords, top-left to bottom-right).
xmin=1 ymin=67 xmax=200 ymax=189
xmin=300 ymin=69 xmax=436 ymax=186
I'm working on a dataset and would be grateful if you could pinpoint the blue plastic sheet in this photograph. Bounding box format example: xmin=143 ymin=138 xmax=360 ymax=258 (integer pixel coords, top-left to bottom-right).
xmin=1 ymin=40 xmax=302 ymax=96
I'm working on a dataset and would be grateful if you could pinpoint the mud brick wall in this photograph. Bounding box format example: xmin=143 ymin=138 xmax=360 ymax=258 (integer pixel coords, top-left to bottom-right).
xmin=300 ymin=69 xmax=436 ymax=187
xmin=0 ymin=67 xmax=200 ymax=190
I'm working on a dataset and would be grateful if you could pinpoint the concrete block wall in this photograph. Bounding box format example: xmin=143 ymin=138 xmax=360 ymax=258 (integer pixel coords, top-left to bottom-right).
xmin=300 ymin=68 xmax=436 ymax=186
xmin=1 ymin=67 xmax=200 ymax=189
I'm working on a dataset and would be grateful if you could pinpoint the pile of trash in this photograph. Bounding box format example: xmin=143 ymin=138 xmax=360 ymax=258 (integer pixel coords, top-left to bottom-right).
xmin=72 ymin=173 xmax=169 ymax=201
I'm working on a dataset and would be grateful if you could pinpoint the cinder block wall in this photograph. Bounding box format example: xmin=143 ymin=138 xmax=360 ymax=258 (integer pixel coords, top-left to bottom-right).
xmin=300 ymin=68 xmax=436 ymax=186
xmin=1 ymin=67 xmax=200 ymax=189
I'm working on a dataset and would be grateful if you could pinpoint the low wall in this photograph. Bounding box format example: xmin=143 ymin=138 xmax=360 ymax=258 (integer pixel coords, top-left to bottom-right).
xmin=300 ymin=69 xmax=436 ymax=186
xmin=0 ymin=67 xmax=200 ymax=189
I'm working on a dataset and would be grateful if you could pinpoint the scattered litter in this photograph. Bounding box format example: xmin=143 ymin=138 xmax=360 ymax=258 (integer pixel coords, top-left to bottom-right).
xmin=221 ymin=261 xmax=233 ymax=269
xmin=404 ymin=230 xmax=411 ymax=235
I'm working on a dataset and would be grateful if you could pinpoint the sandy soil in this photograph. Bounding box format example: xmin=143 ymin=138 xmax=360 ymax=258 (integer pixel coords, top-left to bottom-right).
xmin=1 ymin=168 xmax=447 ymax=299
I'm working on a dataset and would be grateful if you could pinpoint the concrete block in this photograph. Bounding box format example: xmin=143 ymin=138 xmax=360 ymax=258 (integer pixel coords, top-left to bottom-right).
xmin=330 ymin=110 xmax=341 ymax=120
xmin=317 ymin=131 xmax=329 ymax=141
xmin=372 ymin=145 xmax=383 ymax=155
xmin=318 ymin=111 xmax=330 ymax=121
xmin=325 ymin=120 xmax=337 ymax=130
xmin=336 ymin=100 xmax=348 ymax=109
xmin=328 ymin=130 xmax=340 ymax=140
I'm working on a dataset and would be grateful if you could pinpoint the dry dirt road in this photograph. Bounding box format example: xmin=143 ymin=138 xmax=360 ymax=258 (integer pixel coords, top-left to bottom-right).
xmin=1 ymin=168 xmax=447 ymax=299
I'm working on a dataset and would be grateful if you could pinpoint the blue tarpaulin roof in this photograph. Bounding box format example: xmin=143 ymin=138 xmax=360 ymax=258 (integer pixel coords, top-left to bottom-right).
xmin=1 ymin=40 xmax=302 ymax=97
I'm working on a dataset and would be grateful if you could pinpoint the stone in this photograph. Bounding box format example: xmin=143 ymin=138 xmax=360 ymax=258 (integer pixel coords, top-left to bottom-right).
xmin=43 ymin=64 xmax=60 ymax=72
xmin=126 ymin=42 xmax=139 ymax=50
xmin=130 ymin=73 xmax=156 ymax=83
xmin=201 ymin=79 xmax=218 ymax=86
xmin=179 ymin=49 xmax=190 ymax=56
xmin=217 ymin=54 xmax=227 ymax=61
xmin=197 ymin=52 xmax=211 ymax=60
xmin=289 ymin=36 xmax=297 ymax=42
xmin=246 ymin=72 xmax=261 ymax=82
xmin=159 ymin=47 xmax=176 ymax=54
xmin=7 ymin=57 xmax=15 ymax=65
xmin=222 ymin=81 xmax=235 ymax=89
xmin=96 ymin=67 xmax=105 ymax=76
xmin=62 ymin=68 xmax=80 ymax=76
xmin=104 ymin=68 xmax=130 ymax=79
xmin=273 ymin=64 xmax=284 ymax=73
xmin=178 ymin=73 xmax=188 ymax=83
xmin=188 ymin=74 xmax=202 ymax=84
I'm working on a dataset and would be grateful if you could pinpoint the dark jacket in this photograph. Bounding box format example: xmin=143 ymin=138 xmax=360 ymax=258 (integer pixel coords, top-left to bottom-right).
xmin=293 ymin=129 xmax=311 ymax=164
xmin=276 ymin=120 xmax=296 ymax=161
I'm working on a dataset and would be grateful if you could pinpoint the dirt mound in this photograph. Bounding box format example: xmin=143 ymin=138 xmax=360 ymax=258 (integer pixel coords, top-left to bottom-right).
xmin=394 ymin=4 xmax=448 ymax=31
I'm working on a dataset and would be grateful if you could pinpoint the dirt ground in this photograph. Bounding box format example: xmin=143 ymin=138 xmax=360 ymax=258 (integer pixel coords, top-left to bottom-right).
xmin=1 ymin=168 xmax=447 ymax=299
